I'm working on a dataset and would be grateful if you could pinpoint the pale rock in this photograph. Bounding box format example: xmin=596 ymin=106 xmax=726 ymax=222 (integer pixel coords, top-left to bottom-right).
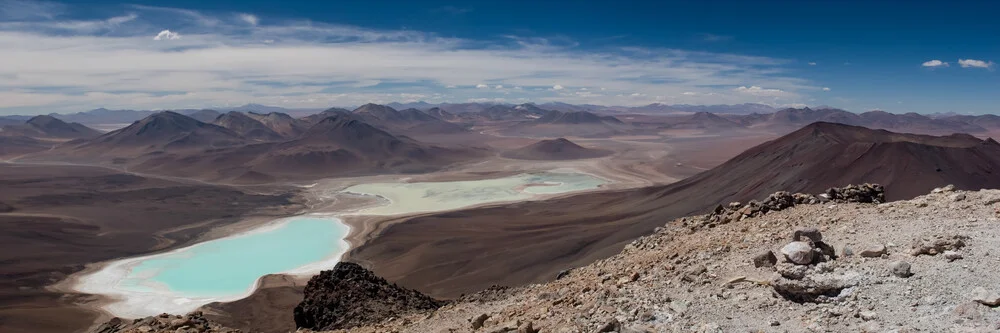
xmin=972 ymin=287 xmax=1000 ymax=307
xmin=781 ymin=241 xmax=815 ymax=265
xmin=859 ymin=244 xmax=886 ymax=258
xmin=944 ymin=250 xmax=963 ymax=261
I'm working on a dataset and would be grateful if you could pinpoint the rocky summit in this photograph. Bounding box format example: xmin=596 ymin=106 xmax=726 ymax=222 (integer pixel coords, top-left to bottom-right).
xmin=89 ymin=184 xmax=1000 ymax=332
xmin=293 ymin=262 xmax=444 ymax=331
xmin=312 ymin=185 xmax=1000 ymax=332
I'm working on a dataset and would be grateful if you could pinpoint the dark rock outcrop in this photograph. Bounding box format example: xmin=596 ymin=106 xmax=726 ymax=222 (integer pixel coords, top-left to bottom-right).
xmin=293 ymin=262 xmax=444 ymax=331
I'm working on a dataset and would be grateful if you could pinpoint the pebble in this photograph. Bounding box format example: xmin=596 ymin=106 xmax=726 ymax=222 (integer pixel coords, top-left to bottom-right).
xmin=471 ymin=314 xmax=489 ymax=329
xmin=944 ymin=250 xmax=963 ymax=261
xmin=859 ymin=244 xmax=887 ymax=258
xmin=951 ymin=193 xmax=967 ymax=202
xmin=972 ymin=287 xmax=1000 ymax=307
xmin=753 ymin=250 xmax=777 ymax=267
xmin=780 ymin=241 xmax=814 ymax=265
xmin=859 ymin=311 xmax=877 ymax=321
xmin=793 ymin=227 xmax=823 ymax=243
xmin=890 ymin=261 xmax=912 ymax=278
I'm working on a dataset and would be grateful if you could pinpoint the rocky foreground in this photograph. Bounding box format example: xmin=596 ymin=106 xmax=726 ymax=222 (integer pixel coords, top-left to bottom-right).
xmin=95 ymin=184 xmax=1000 ymax=332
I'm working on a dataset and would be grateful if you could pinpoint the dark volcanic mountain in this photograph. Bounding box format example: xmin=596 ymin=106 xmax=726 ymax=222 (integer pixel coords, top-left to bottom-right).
xmin=293 ymin=262 xmax=442 ymax=331
xmin=349 ymin=104 xmax=465 ymax=134
xmin=301 ymin=107 xmax=353 ymax=125
xmin=424 ymin=107 xmax=456 ymax=121
xmin=185 ymin=109 xmax=222 ymax=123
xmin=128 ymin=115 xmax=484 ymax=182
xmin=0 ymin=115 xmax=101 ymax=139
xmin=213 ymin=112 xmax=283 ymax=141
xmin=502 ymin=138 xmax=613 ymax=160
xmin=71 ymin=111 xmax=245 ymax=155
xmin=667 ymin=112 xmax=744 ymax=129
xmin=246 ymin=112 xmax=309 ymax=138
xmin=351 ymin=122 xmax=1000 ymax=298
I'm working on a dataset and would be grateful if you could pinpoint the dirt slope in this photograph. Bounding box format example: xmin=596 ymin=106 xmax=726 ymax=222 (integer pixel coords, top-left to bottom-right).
xmin=348 ymin=122 xmax=1000 ymax=299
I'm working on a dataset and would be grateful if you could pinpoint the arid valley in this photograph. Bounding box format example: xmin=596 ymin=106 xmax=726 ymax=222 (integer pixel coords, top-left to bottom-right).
xmin=3 ymin=101 xmax=1000 ymax=332
xmin=2 ymin=2 xmax=999 ymax=332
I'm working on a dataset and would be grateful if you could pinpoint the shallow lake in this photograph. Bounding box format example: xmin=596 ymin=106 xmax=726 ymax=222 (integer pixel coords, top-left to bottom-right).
xmin=344 ymin=172 xmax=607 ymax=215
xmin=75 ymin=171 xmax=606 ymax=317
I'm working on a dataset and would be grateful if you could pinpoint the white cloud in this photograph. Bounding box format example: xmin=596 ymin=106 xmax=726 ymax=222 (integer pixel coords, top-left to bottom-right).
xmin=734 ymin=86 xmax=787 ymax=97
xmin=494 ymin=85 xmax=503 ymax=89
xmin=808 ymin=62 xmax=816 ymax=66
xmin=475 ymin=84 xmax=488 ymax=89
xmin=0 ymin=4 xmax=817 ymax=113
xmin=445 ymin=84 xmax=456 ymax=88
xmin=239 ymin=13 xmax=258 ymax=26
xmin=958 ymin=59 xmax=995 ymax=69
xmin=921 ymin=59 xmax=948 ymax=68
xmin=153 ymin=29 xmax=180 ymax=40
xmin=822 ymin=87 xmax=831 ymax=91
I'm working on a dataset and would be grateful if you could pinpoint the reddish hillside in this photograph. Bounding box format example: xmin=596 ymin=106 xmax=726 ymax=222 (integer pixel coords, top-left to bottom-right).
xmin=213 ymin=112 xmax=284 ymax=141
xmin=246 ymin=112 xmax=309 ymax=138
xmin=351 ymin=122 xmax=1000 ymax=297
xmin=349 ymin=104 xmax=466 ymax=134
xmin=502 ymin=138 xmax=613 ymax=160
xmin=0 ymin=115 xmax=101 ymax=139
xmin=131 ymin=115 xmax=485 ymax=181
xmin=69 ymin=111 xmax=245 ymax=155
xmin=667 ymin=112 xmax=744 ymax=129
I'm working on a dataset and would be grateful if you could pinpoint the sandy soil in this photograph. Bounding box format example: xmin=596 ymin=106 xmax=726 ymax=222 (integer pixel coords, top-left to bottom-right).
xmin=339 ymin=188 xmax=1000 ymax=333
xmin=0 ymin=164 xmax=298 ymax=333
xmin=14 ymin=126 xmax=767 ymax=333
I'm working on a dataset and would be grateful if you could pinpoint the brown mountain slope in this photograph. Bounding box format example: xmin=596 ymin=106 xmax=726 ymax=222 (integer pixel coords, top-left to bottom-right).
xmin=350 ymin=104 xmax=465 ymax=134
xmin=0 ymin=115 xmax=101 ymax=139
xmin=349 ymin=122 xmax=1000 ymax=298
xmin=68 ymin=111 xmax=245 ymax=156
xmin=667 ymin=111 xmax=744 ymax=129
xmin=131 ymin=115 xmax=486 ymax=181
xmin=300 ymin=107 xmax=353 ymax=125
xmin=502 ymin=138 xmax=613 ymax=160
xmin=213 ymin=111 xmax=284 ymax=141
xmin=247 ymin=112 xmax=309 ymax=138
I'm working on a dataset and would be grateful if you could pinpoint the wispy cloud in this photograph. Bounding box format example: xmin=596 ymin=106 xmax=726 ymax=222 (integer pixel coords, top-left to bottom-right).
xmin=0 ymin=0 xmax=63 ymax=20
xmin=958 ymin=59 xmax=995 ymax=70
xmin=921 ymin=59 xmax=948 ymax=68
xmin=0 ymin=3 xmax=815 ymax=113
xmin=239 ymin=13 xmax=258 ymax=26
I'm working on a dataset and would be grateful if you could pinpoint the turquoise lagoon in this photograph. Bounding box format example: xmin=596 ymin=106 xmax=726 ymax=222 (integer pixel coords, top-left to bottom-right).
xmin=76 ymin=171 xmax=606 ymax=318
xmin=119 ymin=217 xmax=349 ymax=297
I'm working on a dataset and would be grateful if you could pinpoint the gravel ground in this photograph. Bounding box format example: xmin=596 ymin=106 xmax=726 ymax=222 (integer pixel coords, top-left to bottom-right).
xmin=324 ymin=187 xmax=1000 ymax=333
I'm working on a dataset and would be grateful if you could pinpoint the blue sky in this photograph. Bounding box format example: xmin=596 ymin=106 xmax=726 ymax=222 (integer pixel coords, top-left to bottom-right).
xmin=0 ymin=0 xmax=997 ymax=114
